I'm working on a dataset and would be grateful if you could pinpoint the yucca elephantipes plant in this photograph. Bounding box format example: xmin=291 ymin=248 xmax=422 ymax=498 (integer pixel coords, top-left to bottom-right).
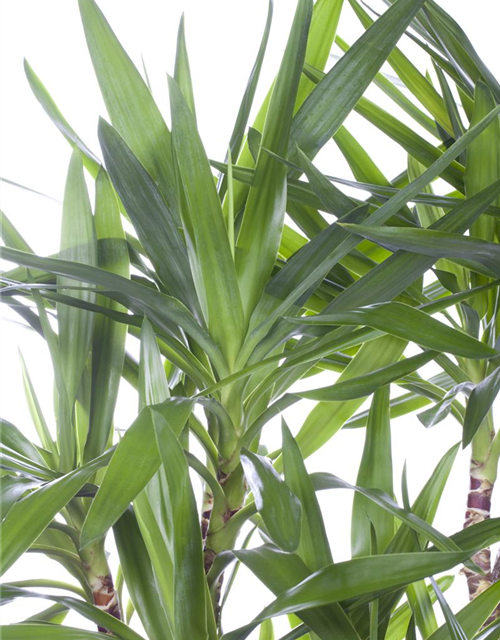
xmin=1 ymin=0 xmax=500 ymax=637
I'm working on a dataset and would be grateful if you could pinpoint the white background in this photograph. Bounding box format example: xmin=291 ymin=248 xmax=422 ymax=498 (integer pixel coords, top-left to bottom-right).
xmin=1 ymin=0 xmax=500 ymax=636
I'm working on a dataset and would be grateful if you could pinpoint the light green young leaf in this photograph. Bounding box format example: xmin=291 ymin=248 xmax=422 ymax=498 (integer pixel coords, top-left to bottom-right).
xmin=114 ymin=507 xmax=173 ymax=640
xmin=57 ymin=148 xmax=97 ymax=471
xmin=289 ymin=0 xmax=427 ymax=162
xmin=352 ymin=387 xmax=394 ymax=557
xmin=236 ymin=0 xmax=312 ymax=321
xmin=152 ymin=408 xmax=211 ymax=639
xmin=174 ymin=14 xmax=196 ymax=120
xmin=169 ymin=76 xmax=245 ymax=367
xmin=84 ymin=169 xmax=129 ymax=462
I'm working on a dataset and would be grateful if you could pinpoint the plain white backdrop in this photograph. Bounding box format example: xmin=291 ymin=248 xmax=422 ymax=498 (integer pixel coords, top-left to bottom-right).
xmin=1 ymin=0 xmax=500 ymax=636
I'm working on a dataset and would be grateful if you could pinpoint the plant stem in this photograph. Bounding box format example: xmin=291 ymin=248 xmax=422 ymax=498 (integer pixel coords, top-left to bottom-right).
xmin=464 ymin=412 xmax=500 ymax=624
xmin=202 ymin=462 xmax=247 ymax=624
xmin=79 ymin=538 xmax=121 ymax=634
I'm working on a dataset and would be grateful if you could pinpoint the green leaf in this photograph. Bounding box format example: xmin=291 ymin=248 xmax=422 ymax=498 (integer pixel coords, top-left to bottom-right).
xmin=84 ymin=169 xmax=129 ymax=462
xmin=245 ymin=203 xmax=369 ymax=351
xmin=0 ymin=418 xmax=49 ymax=468
xmin=388 ymin=442 xmax=460 ymax=555
xmin=23 ymin=60 xmax=101 ymax=176
xmin=406 ymin=580 xmax=438 ymax=638
xmin=168 ymin=76 xmax=245 ymax=367
xmin=224 ymin=0 xmax=272 ymax=168
xmin=340 ymin=223 xmax=500 ymax=278
xmin=240 ymin=448 xmax=302 ymax=552
xmin=80 ymin=399 xmax=194 ymax=548
xmin=292 ymin=302 xmax=497 ymax=360
xmin=114 ymin=507 xmax=172 ymax=640
xmin=0 ymin=210 xmax=33 ymax=252
xmin=18 ymin=352 xmax=58 ymax=460
xmin=352 ymin=386 xmax=395 ymax=557
xmin=289 ymin=0 xmax=427 ymax=162
xmin=417 ymin=382 xmax=471 ymax=429
xmin=174 ymin=14 xmax=196 ymax=120
xmin=78 ymin=0 xmax=175 ymax=206
xmin=422 ymin=2 xmax=500 ymax=103
xmin=0 ymin=476 xmax=40 ymax=522
xmin=1 ymin=585 xmax=145 ymax=640
xmin=259 ymin=620 xmax=275 ymax=640
xmin=138 ymin=318 xmax=170 ymax=410
xmin=427 ymin=580 xmax=500 ymax=640
xmin=0 ymin=449 xmax=111 ymax=575
xmin=97 ymin=119 xmax=199 ymax=315
xmin=295 ymin=336 xmax=406 ymax=460
xmin=151 ymin=407 xmax=211 ymax=639
xmin=347 ymin=0 xmax=452 ymax=134
xmin=312 ymin=470 xmax=463 ymax=555
xmin=57 ymin=148 xmax=97 ymax=471
xmin=282 ymin=420 xmax=332 ymax=570
xmin=302 ymin=63 xmax=463 ymax=192
xmin=386 ymin=577 xmax=454 ymax=640
xmin=318 ymin=178 xmax=500 ymax=315
xmin=0 ymin=626 xmax=107 ymax=640
xmin=235 ymin=0 xmax=312 ymax=321
xmin=231 ymin=545 xmax=361 ymax=640
xmin=297 ymin=350 xmax=436 ymax=402
xmin=335 ymin=35 xmax=438 ymax=137
xmin=463 ymin=366 xmax=500 ymax=448
xmin=0 ymin=247 xmax=226 ymax=374
xmin=430 ymin=578 xmax=467 ymax=640
xmin=223 ymin=550 xmax=472 ymax=640
xmin=464 ymin=81 xmax=500 ymax=317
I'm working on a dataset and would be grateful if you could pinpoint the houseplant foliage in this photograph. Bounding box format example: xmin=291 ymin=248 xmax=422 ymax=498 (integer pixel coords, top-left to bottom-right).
xmin=1 ymin=0 xmax=500 ymax=637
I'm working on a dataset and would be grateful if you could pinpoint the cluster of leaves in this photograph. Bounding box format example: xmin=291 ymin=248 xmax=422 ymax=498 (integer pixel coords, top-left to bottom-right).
xmin=1 ymin=0 xmax=500 ymax=639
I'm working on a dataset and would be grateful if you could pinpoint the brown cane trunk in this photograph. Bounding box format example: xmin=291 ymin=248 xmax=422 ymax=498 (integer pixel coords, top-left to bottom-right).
xmin=90 ymin=575 xmax=121 ymax=634
xmin=463 ymin=474 xmax=493 ymax=599
xmin=463 ymin=467 xmax=500 ymax=624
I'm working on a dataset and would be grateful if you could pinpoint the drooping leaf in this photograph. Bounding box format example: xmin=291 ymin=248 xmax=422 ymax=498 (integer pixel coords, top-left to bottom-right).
xmin=291 ymin=302 xmax=497 ymax=360
xmin=223 ymin=550 xmax=473 ymax=640
xmin=240 ymin=448 xmax=302 ymax=552
xmin=231 ymin=545 xmax=361 ymax=640
xmin=0 ymin=449 xmax=112 ymax=575
xmin=463 ymin=366 xmax=500 ymax=448
xmin=1 ymin=585 xmax=145 ymax=640
xmin=282 ymin=420 xmax=332 ymax=570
